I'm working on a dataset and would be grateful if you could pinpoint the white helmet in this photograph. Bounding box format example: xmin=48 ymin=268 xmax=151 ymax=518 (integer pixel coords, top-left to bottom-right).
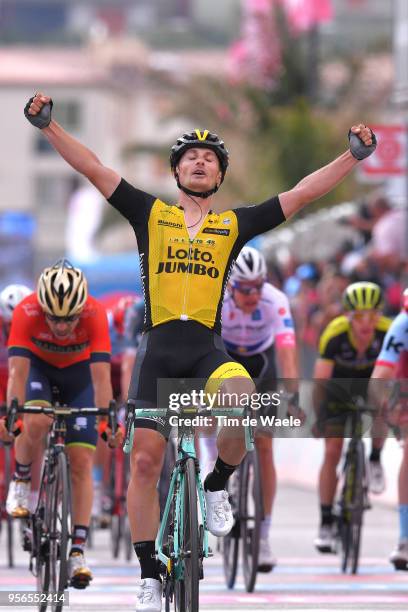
xmin=230 ymin=246 xmax=267 ymax=283
xmin=0 ymin=284 xmax=32 ymax=322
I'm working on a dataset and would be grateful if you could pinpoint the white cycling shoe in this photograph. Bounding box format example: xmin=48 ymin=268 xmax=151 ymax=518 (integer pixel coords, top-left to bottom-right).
xmin=314 ymin=524 xmax=336 ymax=554
xmin=390 ymin=539 xmax=408 ymax=571
xmin=6 ymin=479 xmax=30 ymax=518
xmin=136 ymin=578 xmax=162 ymax=611
xmin=258 ymin=538 xmax=276 ymax=572
xmin=204 ymin=489 xmax=233 ymax=537
xmin=68 ymin=552 xmax=93 ymax=589
xmin=368 ymin=460 xmax=386 ymax=495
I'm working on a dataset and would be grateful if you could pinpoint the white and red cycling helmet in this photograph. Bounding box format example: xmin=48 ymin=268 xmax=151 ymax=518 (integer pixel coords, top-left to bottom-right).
xmin=0 ymin=284 xmax=32 ymax=322
xmin=230 ymin=247 xmax=267 ymax=284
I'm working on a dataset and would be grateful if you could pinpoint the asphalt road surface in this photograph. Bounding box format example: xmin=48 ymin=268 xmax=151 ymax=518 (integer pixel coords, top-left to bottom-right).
xmin=1 ymin=484 xmax=407 ymax=611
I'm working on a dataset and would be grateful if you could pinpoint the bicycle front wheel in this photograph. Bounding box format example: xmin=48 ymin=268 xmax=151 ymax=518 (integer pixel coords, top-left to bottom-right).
xmin=48 ymin=452 xmax=71 ymax=611
xmin=109 ymin=447 xmax=124 ymax=558
xmin=4 ymin=445 xmax=14 ymax=568
xmin=222 ymin=472 xmax=239 ymax=589
xmin=35 ymin=460 xmax=51 ymax=612
xmin=159 ymin=440 xmax=176 ymax=519
xmin=240 ymin=450 xmax=262 ymax=592
xmin=174 ymin=458 xmax=199 ymax=612
xmin=340 ymin=442 xmax=365 ymax=574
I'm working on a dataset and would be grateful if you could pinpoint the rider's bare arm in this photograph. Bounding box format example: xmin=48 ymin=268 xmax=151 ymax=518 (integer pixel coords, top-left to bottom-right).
xmin=369 ymin=363 xmax=396 ymax=410
xmin=26 ymin=93 xmax=121 ymax=198
xmin=276 ymin=344 xmax=298 ymax=393
xmin=90 ymin=362 xmax=113 ymax=410
xmin=279 ymin=125 xmax=374 ymax=219
xmin=7 ymin=356 xmax=30 ymax=405
xmin=312 ymin=358 xmax=334 ymax=420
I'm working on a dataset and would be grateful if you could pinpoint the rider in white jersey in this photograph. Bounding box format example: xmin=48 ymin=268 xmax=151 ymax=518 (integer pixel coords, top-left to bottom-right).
xmin=222 ymin=279 xmax=296 ymax=357
xmin=219 ymin=247 xmax=300 ymax=570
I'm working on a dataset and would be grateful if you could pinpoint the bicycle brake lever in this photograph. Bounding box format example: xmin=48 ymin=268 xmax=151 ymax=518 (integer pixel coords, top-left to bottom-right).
xmin=123 ymin=400 xmax=136 ymax=454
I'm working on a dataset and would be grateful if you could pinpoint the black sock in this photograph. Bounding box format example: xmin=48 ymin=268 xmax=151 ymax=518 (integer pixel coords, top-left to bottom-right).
xmin=321 ymin=504 xmax=333 ymax=526
xmin=204 ymin=456 xmax=238 ymax=492
xmin=70 ymin=525 xmax=89 ymax=556
xmin=14 ymin=461 xmax=32 ymax=481
xmin=134 ymin=541 xmax=161 ymax=580
xmin=369 ymin=447 xmax=381 ymax=462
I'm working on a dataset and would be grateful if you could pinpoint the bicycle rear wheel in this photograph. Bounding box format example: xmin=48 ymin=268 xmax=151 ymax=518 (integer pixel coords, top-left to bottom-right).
xmin=124 ymin=516 xmax=133 ymax=562
xmin=48 ymin=452 xmax=71 ymax=611
xmin=240 ymin=450 xmax=262 ymax=592
xmin=222 ymin=472 xmax=239 ymax=589
xmin=174 ymin=458 xmax=200 ymax=612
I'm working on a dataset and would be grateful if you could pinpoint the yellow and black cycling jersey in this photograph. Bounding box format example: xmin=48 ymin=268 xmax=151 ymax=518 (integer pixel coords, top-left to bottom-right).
xmin=318 ymin=314 xmax=391 ymax=379
xmin=108 ymin=179 xmax=286 ymax=334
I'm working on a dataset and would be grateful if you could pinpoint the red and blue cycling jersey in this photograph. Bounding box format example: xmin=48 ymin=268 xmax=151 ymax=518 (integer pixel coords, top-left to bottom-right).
xmin=8 ymin=294 xmax=111 ymax=367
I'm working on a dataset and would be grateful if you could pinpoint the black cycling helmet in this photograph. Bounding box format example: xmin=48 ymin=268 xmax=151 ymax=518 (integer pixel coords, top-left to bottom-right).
xmin=170 ymin=129 xmax=229 ymax=198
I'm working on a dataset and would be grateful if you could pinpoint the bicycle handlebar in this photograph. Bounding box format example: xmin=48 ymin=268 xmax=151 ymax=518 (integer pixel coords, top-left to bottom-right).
xmin=1 ymin=399 xmax=119 ymax=441
xmin=122 ymin=401 xmax=254 ymax=454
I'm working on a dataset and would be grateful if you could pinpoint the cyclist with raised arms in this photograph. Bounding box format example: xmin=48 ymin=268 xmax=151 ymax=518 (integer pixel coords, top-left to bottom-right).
xmin=0 ymin=259 xmax=115 ymax=589
xmin=23 ymin=92 xmax=376 ymax=611
xmin=221 ymin=246 xmax=300 ymax=571
xmin=369 ymin=288 xmax=408 ymax=570
xmin=313 ymin=282 xmax=391 ymax=553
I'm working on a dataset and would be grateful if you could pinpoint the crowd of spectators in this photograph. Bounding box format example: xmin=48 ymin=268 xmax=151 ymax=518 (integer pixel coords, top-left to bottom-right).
xmin=266 ymin=192 xmax=406 ymax=373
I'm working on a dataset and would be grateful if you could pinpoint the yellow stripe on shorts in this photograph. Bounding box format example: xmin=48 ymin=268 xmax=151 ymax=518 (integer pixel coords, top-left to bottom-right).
xmin=205 ymin=361 xmax=252 ymax=396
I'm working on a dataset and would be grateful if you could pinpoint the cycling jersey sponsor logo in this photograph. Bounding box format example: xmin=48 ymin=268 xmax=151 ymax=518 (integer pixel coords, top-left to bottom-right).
xmin=22 ymin=303 xmax=39 ymax=317
xmin=156 ymin=246 xmax=220 ymax=278
xmin=251 ymin=309 xmax=261 ymax=321
xmin=195 ymin=129 xmax=209 ymax=141
xmin=168 ymin=237 xmax=215 ymax=247
xmin=385 ymin=335 xmax=403 ymax=355
xmin=202 ymin=228 xmax=230 ymax=236
xmin=139 ymin=252 xmax=147 ymax=325
xmin=32 ymin=338 xmax=89 ymax=353
xmin=74 ymin=417 xmax=87 ymax=430
xmin=158 ymin=220 xmax=183 ymax=229
xmin=278 ymin=307 xmax=286 ymax=315
xmin=222 ymin=218 xmax=231 ymax=225
xmin=283 ymin=318 xmax=294 ymax=328
xmin=138 ymin=415 xmax=167 ymax=428
xmin=159 ymin=208 xmax=178 ymax=216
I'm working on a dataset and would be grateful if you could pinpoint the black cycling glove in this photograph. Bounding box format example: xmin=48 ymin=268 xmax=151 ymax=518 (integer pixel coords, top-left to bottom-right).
xmin=348 ymin=128 xmax=377 ymax=160
xmin=24 ymin=96 xmax=53 ymax=129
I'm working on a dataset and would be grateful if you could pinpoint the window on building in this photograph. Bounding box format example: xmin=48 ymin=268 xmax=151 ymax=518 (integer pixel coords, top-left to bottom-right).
xmin=34 ymin=174 xmax=73 ymax=211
